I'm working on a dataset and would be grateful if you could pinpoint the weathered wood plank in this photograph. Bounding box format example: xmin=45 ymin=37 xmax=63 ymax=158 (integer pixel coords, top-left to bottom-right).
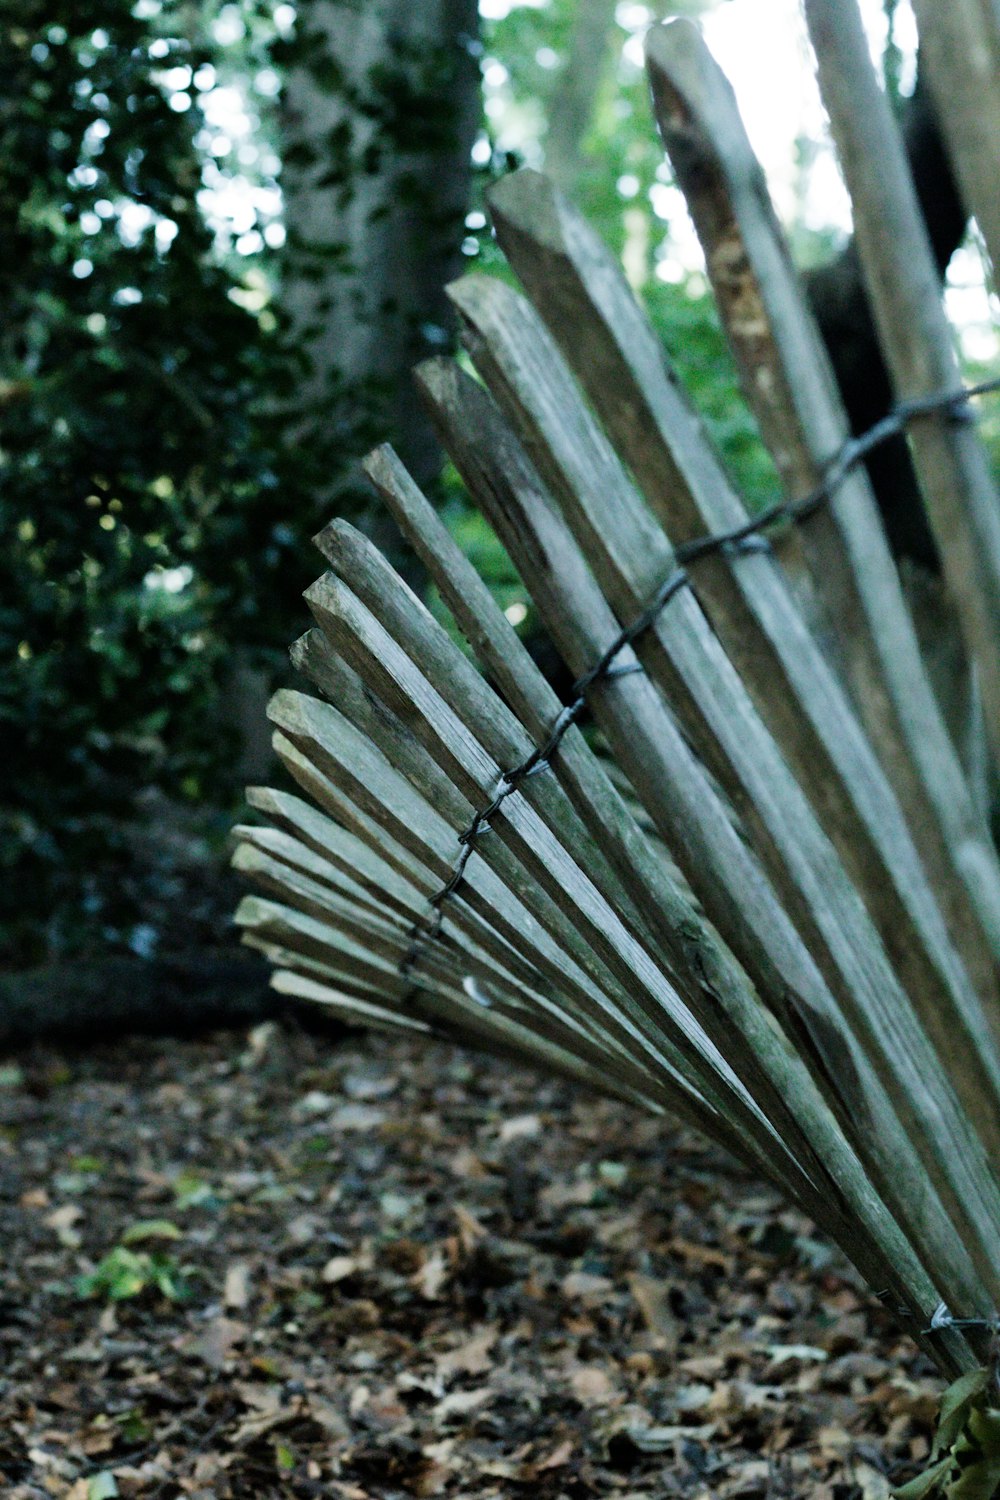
xmin=295 ymin=617 xmax=650 ymax=964
xmin=276 ymin=642 xmax=771 ymax=1166
xmin=233 ymin=818 xmax=646 ymax=1085
xmin=354 ymin=446 xmax=987 ymax=1352
xmin=268 ymin=689 xmax=727 ymax=1126
xmin=289 ymin=627 xmax=675 ymax=1035
xmin=803 ymin=0 xmax=1000 ymax=766
xmin=643 ymin=18 xmax=1000 ymax=983
xmin=270 ymin=970 xmax=433 ymax=1036
xmin=324 ymin=508 xmax=911 ymax=1202
xmin=277 ymin=651 xmax=680 ymax=1062
xmin=476 ymin=178 xmax=1000 ymax=1090
xmin=415 ymin=354 xmax=999 ymax=1312
xmin=238 ymin=796 xmax=431 ymax=928
xmin=319 ymin=549 xmax=983 ymax=1338
xmin=363 ymin=445 xmax=692 ymax=894
xmin=272 ymin=970 xmax=664 ymax=1109
xmin=264 ymin=728 xmax=672 ymax=1088
xmin=307 ymin=567 xmax=949 ymax=1271
xmin=238 ymin=897 xmax=655 ymax=1104
xmin=233 ymin=825 xmax=419 ymax=928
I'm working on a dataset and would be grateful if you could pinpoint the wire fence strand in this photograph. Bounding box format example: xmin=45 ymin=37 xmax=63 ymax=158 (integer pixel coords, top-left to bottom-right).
xmin=398 ymin=373 xmax=1000 ymax=995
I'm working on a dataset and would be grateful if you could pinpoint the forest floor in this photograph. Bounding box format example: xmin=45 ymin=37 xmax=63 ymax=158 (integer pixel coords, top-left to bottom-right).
xmin=0 ymin=1020 xmax=944 ymax=1499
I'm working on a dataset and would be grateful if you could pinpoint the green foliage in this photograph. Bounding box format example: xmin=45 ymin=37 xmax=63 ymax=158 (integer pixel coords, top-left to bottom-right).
xmin=472 ymin=0 xmax=780 ymax=510
xmin=894 ymin=1369 xmax=1000 ymax=1499
xmin=0 ymin=0 xmax=301 ymax=962
xmin=76 ymin=1243 xmax=189 ymax=1301
xmin=1 ymin=0 xmax=807 ymax=965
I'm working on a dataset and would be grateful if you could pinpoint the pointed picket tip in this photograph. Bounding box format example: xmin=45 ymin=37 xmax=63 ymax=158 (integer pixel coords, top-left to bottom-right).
xmin=446 ymin=271 xmax=533 ymax=349
xmin=301 ymin=570 xmax=342 ymax=616
xmin=644 ymin=19 xmax=716 ymax=141
xmin=311 ymin=518 xmax=338 ymax=558
xmin=309 ymin=516 xmax=347 ymax=570
xmin=233 ymin=892 xmax=273 ymax=928
xmin=485 ymin=161 xmax=667 ymax=409
xmin=644 ymin=15 xmax=711 ymax=95
xmin=486 ymin=167 xmax=569 ymax=257
xmin=246 ymin=784 xmax=290 ymax=817
xmin=360 ymin=441 xmax=401 ymax=490
xmin=413 ymin=356 xmax=480 ymax=433
xmin=644 ymin=17 xmax=763 ymax=206
xmin=321 ymin=516 xmax=414 ymax=599
xmin=314 ymin=515 xmax=377 ymax=575
xmin=230 ymin=840 xmax=262 ymax=875
xmin=288 ymin=630 xmax=310 ymax=671
xmin=486 ymin=168 xmax=629 ymax=307
xmin=415 ymin=354 xmax=510 ymax=421
xmin=413 ymin=353 xmax=458 ymax=401
xmin=266 ymin=685 xmax=314 ymax=734
xmin=267 ymin=687 xmax=358 ymax=760
xmin=446 ymin=270 xmax=515 ymax=316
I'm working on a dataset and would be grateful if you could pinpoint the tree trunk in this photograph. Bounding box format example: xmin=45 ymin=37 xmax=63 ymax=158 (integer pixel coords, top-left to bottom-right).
xmin=227 ymin=1 xmax=480 ymax=776
xmin=280 ymin=0 xmax=481 ymax=503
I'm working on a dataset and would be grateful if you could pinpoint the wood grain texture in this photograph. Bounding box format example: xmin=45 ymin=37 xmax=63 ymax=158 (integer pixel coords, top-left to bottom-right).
xmin=644 ymin=18 xmax=1000 ymax=984
xmin=804 ymin=0 xmax=1000 ymax=766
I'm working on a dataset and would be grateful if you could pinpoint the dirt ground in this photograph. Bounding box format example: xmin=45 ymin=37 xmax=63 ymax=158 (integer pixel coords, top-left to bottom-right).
xmin=0 ymin=1020 xmax=945 ymax=1498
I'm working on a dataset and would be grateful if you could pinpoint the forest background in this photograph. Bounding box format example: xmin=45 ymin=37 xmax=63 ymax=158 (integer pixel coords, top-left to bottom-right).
xmin=4 ymin=0 xmax=997 ymax=1029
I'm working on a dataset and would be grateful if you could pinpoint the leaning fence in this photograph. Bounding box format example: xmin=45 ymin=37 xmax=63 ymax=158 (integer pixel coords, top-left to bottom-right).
xmin=233 ymin=0 xmax=1000 ymax=1419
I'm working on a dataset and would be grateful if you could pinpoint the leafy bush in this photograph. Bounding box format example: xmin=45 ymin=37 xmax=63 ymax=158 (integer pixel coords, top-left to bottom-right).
xmin=76 ymin=1245 xmax=189 ymax=1303
xmin=0 ymin=2 xmax=301 ymax=962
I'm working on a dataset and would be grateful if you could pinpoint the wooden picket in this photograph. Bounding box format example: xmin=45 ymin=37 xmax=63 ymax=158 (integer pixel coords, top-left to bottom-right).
xmin=234 ymin=5 xmax=1000 ymax=1381
xmin=645 ymin=20 xmax=1000 ymax=979
xmin=805 ymin=0 xmax=1000 ymax=769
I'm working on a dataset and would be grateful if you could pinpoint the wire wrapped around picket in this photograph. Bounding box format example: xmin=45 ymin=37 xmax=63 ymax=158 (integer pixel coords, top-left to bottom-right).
xmin=391 ymin=374 xmax=1000 ymax=1003
xmin=233 ymin=8 xmax=1000 ymax=1393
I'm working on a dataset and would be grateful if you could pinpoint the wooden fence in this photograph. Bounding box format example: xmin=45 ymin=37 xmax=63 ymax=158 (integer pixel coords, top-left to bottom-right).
xmin=234 ymin=1 xmax=1000 ymax=1386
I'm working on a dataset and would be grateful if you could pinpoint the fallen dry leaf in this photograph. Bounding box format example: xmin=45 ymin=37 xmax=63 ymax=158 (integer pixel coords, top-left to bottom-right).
xmin=191 ymin=1316 xmax=246 ymax=1370
xmin=570 ymin=1364 xmax=617 ymax=1406
xmin=1 ymin=1027 xmax=947 ymax=1500
xmin=536 ymin=1438 xmax=574 ymax=1470
xmin=436 ymin=1325 xmax=497 ymax=1379
xmin=45 ymin=1204 xmax=83 ymax=1249
xmin=223 ymin=1260 xmax=251 ymax=1308
xmin=499 ymin=1114 xmax=541 ymax=1143
xmin=322 ymin=1254 xmax=360 ymax=1284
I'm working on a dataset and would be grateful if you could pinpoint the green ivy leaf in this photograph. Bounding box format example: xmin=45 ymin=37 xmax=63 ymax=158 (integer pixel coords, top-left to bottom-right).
xmin=931 ymin=1369 xmax=990 ymax=1461
xmin=893 ymin=1455 xmax=955 ymax=1500
xmin=892 ymin=1370 xmax=1000 ymax=1500
xmin=945 ymin=1409 xmax=1000 ymax=1498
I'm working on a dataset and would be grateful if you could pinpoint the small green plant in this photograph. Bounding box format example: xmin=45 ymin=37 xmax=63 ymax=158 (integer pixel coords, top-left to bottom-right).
xmin=894 ymin=1369 xmax=1000 ymax=1499
xmin=76 ymin=1244 xmax=189 ymax=1303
